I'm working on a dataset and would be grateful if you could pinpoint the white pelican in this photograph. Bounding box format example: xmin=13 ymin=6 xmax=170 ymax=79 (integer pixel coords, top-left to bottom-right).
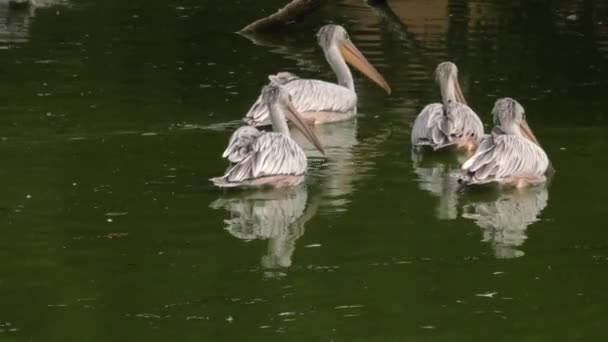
xmin=244 ymin=24 xmax=391 ymax=126
xmin=459 ymin=98 xmax=552 ymax=188
xmin=210 ymin=83 xmax=324 ymax=188
xmin=411 ymin=62 xmax=484 ymax=152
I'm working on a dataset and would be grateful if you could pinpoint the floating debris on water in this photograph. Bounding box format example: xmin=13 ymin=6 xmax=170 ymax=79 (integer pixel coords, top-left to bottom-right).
xmin=105 ymin=233 xmax=128 ymax=239
xmin=566 ymin=14 xmax=578 ymax=21
xmin=105 ymin=212 xmax=128 ymax=217
xmin=305 ymin=244 xmax=322 ymax=248
xmin=421 ymin=325 xmax=436 ymax=330
xmin=476 ymin=292 xmax=498 ymax=298
xmin=334 ymin=305 xmax=364 ymax=310
xmin=135 ymin=313 xmax=161 ymax=319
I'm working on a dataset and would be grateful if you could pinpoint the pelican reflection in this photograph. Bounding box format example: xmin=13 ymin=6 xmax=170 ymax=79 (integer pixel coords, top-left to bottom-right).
xmin=1 ymin=0 xmax=67 ymax=45
xmin=411 ymin=151 xmax=465 ymax=220
xmin=210 ymin=185 xmax=319 ymax=271
xmin=291 ymin=119 xmax=391 ymax=211
xmin=461 ymin=186 xmax=549 ymax=259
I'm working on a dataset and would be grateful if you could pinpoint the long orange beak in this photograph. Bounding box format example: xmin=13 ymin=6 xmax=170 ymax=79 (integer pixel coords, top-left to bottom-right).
xmin=286 ymin=103 xmax=325 ymax=155
xmin=520 ymin=119 xmax=555 ymax=173
xmin=520 ymin=119 xmax=540 ymax=146
xmin=339 ymin=39 xmax=391 ymax=94
xmin=454 ymin=79 xmax=467 ymax=105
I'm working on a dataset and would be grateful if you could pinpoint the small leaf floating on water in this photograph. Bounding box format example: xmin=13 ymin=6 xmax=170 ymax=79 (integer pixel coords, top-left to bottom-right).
xmin=226 ymin=316 xmax=234 ymax=323
xmin=421 ymin=325 xmax=436 ymax=330
xmin=305 ymin=244 xmax=321 ymax=248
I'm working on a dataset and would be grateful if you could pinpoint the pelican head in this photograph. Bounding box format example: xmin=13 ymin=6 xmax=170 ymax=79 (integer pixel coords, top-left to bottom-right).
xmin=261 ymin=83 xmax=325 ymax=155
xmin=492 ymin=98 xmax=539 ymax=145
xmin=316 ymin=24 xmax=391 ymax=94
xmin=435 ymin=61 xmax=466 ymax=105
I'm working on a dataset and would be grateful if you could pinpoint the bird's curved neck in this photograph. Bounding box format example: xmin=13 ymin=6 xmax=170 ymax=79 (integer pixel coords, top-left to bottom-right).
xmin=269 ymin=104 xmax=290 ymax=136
xmin=324 ymin=46 xmax=354 ymax=91
xmin=439 ymin=78 xmax=457 ymax=105
xmin=494 ymin=123 xmax=520 ymax=136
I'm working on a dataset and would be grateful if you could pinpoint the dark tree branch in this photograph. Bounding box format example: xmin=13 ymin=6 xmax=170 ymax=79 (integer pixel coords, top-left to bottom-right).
xmin=239 ymin=0 xmax=327 ymax=33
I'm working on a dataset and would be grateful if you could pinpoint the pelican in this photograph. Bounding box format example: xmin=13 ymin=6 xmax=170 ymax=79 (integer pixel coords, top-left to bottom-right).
xmin=459 ymin=98 xmax=551 ymax=188
xmin=244 ymin=24 xmax=391 ymax=126
xmin=210 ymin=83 xmax=325 ymax=188
xmin=411 ymin=62 xmax=483 ymax=152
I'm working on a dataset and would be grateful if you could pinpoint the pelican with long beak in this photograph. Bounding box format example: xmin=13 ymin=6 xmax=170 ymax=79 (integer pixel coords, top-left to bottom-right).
xmin=211 ymin=83 xmax=324 ymax=188
xmin=459 ymin=98 xmax=552 ymax=188
xmin=244 ymin=24 xmax=391 ymax=126
xmin=411 ymin=62 xmax=484 ymax=152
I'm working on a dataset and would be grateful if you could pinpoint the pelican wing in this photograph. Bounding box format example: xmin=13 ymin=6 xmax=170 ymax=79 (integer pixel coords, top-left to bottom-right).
xmin=411 ymin=103 xmax=449 ymax=146
xmin=460 ymin=134 xmax=549 ymax=184
xmin=245 ymin=74 xmax=357 ymax=126
xmin=447 ymin=103 xmax=484 ymax=143
xmin=411 ymin=102 xmax=484 ymax=149
xmin=215 ymin=132 xmax=307 ymax=186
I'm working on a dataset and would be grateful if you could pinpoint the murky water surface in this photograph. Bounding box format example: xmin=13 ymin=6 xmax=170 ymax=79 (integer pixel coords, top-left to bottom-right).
xmin=1 ymin=0 xmax=608 ymax=340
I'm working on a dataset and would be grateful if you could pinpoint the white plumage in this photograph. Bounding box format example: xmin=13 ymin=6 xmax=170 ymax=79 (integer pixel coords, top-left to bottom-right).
xmin=460 ymin=98 xmax=550 ymax=187
xmin=213 ymin=129 xmax=308 ymax=187
xmin=411 ymin=62 xmax=484 ymax=151
xmin=211 ymin=83 xmax=324 ymax=188
xmin=244 ymin=25 xmax=390 ymax=127
xmin=245 ymin=75 xmax=357 ymax=126
xmin=411 ymin=102 xmax=483 ymax=149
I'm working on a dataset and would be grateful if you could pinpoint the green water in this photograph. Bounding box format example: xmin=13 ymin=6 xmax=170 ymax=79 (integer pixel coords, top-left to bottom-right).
xmin=1 ymin=0 xmax=608 ymax=340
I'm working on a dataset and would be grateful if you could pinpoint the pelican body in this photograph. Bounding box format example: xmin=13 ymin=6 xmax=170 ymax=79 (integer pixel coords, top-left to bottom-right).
xmin=244 ymin=24 xmax=391 ymax=127
xmin=411 ymin=62 xmax=483 ymax=152
xmin=211 ymin=84 xmax=324 ymax=188
xmin=459 ymin=98 xmax=551 ymax=188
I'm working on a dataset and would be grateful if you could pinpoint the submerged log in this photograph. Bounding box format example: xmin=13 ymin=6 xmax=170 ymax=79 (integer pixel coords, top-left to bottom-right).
xmin=239 ymin=0 xmax=327 ymax=33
